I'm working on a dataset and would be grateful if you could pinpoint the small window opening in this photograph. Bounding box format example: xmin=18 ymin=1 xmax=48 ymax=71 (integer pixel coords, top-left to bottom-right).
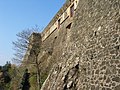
xmin=70 ymin=4 xmax=74 ymax=17
xmin=58 ymin=19 xmax=60 ymax=29
xmin=66 ymin=23 xmax=72 ymax=29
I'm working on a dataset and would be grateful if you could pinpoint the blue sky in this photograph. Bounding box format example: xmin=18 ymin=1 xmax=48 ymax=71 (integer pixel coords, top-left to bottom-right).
xmin=0 ymin=0 xmax=65 ymax=66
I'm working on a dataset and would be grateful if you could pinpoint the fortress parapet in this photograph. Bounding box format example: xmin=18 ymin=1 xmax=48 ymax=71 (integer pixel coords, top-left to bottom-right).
xmin=41 ymin=0 xmax=79 ymax=41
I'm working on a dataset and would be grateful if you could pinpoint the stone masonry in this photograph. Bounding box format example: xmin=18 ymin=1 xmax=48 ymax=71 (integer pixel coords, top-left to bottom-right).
xmin=25 ymin=0 xmax=120 ymax=90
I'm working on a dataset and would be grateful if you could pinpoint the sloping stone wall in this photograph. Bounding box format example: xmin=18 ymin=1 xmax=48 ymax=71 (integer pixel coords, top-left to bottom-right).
xmin=23 ymin=1 xmax=76 ymax=89
xmin=37 ymin=16 xmax=73 ymax=77
xmin=41 ymin=0 xmax=120 ymax=90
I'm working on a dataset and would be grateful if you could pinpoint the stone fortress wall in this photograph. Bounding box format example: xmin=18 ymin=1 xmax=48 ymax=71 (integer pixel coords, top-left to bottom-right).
xmin=40 ymin=0 xmax=120 ymax=90
xmin=24 ymin=1 xmax=80 ymax=89
xmin=24 ymin=0 xmax=79 ymax=63
xmin=24 ymin=0 xmax=120 ymax=90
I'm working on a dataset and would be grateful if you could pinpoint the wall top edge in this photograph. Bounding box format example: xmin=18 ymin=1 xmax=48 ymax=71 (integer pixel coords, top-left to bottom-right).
xmin=41 ymin=0 xmax=74 ymax=35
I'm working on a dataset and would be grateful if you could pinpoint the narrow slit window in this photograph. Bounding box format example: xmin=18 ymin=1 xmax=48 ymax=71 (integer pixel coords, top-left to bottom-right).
xmin=58 ymin=19 xmax=60 ymax=29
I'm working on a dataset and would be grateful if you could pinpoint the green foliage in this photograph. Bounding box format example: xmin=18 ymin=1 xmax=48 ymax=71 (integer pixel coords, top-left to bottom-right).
xmin=29 ymin=75 xmax=37 ymax=90
xmin=30 ymin=75 xmax=37 ymax=85
xmin=0 ymin=62 xmax=49 ymax=90
xmin=19 ymin=69 xmax=30 ymax=90
xmin=0 ymin=62 xmax=26 ymax=90
xmin=0 ymin=62 xmax=12 ymax=90
xmin=0 ymin=66 xmax=2 ymax=72
xmin=40 ymin=72 xmax=48 ymax=85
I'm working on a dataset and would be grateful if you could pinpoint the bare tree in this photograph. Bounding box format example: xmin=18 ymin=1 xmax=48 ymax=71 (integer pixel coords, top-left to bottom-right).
xmin=12 ymin=27 xmax=42 ymax=90
xmin=12 ymin=27 xmax=39 ymax=64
